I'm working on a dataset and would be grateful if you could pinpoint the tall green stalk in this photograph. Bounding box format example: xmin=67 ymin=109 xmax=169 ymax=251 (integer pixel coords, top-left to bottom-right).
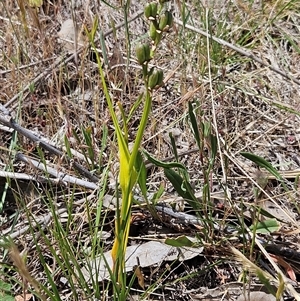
xmin=87 ymin=1 xmax=173 ymax=296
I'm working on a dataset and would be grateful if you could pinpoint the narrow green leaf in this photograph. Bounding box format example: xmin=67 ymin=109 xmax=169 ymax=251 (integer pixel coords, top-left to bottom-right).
xmin=128 ymin=93 xmax=144 ymax=121
xmin=82 ymin=126 xmax=95 ymax=167
xmin=0 ymin=293 xmax=14 ymax=301
xmin=165 ymin=236 xmax=195 ymax=247
xmin=90 ymin=16 xmax=98 ymax=42
xmin=0 ymin=281 xmax=14 ymax=301
xmin=129 ymin=90 xmax=151 ymax=172
xmin=64 ymin=135 xmax=72 ymax=159
xmin=164 ymin=169 xmax=199 ymax=211
xmin=203 ymin=121 xmax=211 ymax=138
xmin=0 ymin=280 xmax=11 ymax=291
xmin=164 ymin=169 xmax=185 ymax=198
xmin=96 ymin=0 xmax=117 ymax=8
xmin=250 ymin=219 xmax=280 ymax=234
xmin=209 ymin=134 xmax=217 ymax=166
xmin=117 ymin=102 xmax=128 ymax=145
xmin=99 ymin=124 xmax=108 ymax=167
xmin=99 ymin=30 xmax=109 ymax=66
xmin=276 ymin=273 xmax=285 ymax=301
xmin=240 ymin=152 xmax=283 ymax=180
xmin=254 ymin=206 xmax=285 ymax=223
xmin=150 ymin=184 xmax=164 ymax=205
xmin=256 ymin=270 xmax=276 ymax=296
xmin=72 ymin=128 xmax=80 ymax=144
xmin=183 ymin=180 xmax=200 ymax=211
xmin=169 ymin=132 xmax=179 ymax=162
xmin=135 ymin=151 xmax=147 ymax=199
xmin=188 ymin=101 xmax=201 ymax=149
xmin=144 ymin=150 xmax=187 ymax=170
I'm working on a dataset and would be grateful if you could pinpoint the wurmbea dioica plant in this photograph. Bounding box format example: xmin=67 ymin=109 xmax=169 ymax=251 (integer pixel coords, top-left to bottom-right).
xmin=108 ymin=0 xmax=173 ymax=289
xmin=86 ymin=1 xmax=173 ymax=294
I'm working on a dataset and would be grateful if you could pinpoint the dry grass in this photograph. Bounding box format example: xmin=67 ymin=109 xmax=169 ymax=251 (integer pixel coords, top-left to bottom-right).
xmin=1 ymin=0 xmax=300 ymax=300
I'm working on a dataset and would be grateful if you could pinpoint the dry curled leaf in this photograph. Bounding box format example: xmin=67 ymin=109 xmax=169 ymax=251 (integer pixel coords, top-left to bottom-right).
xmin=15 ymin=294 xmax=33 ymax=301
xmin=133 ymin=265 xmax=145 ymax=289
xmin=82 ymin=240 xmax=204 ymax=282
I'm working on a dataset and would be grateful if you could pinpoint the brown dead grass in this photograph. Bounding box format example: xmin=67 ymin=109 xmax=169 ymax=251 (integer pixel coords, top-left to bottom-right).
xmin=1 ymin=0 xmax=300 ymax=300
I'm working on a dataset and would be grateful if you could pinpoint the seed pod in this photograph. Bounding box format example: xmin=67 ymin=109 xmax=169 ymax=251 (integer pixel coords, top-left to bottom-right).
xmin=148 ymin=69 xmax=164 ymax=89
xmin=158 ymin=14 xmax=168 ymax=31
xmin=143 ymin=44 xmax=151 ymax=62
xmin=150 ymin=2 xmax=158 ymax=18
xmin=148 ymin=70 xmax=159 ymax=89
xmin=156 ymin=69 xmax=164 ymax=86
xmin=144 ymin=2 xmax=158 ymax=19
xmin=159 ymin=11 xmax=173 ymax=31
xmin=149 ymin=22 xmax=158 ymax=40
xmin=154 ymin=31 xmax=162 ymax=45
xmin=136 ymin=44 xmax=151 ymax=65
xmin=165 ymin=11 xmax=173 ymax=27
xmin=144 ymin=3 xmax=152 ymax=19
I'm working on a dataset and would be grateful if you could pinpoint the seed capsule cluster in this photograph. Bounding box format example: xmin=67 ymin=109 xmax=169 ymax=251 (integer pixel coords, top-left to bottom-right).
xmin=136 ymin=1 xmax=173 ymax=90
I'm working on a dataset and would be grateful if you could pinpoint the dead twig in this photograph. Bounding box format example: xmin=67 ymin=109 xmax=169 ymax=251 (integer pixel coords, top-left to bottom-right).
xmin=15 ymin=153 xmax=98 ymax=190
xmin=0 ymin=114 xmax=99 ymax=183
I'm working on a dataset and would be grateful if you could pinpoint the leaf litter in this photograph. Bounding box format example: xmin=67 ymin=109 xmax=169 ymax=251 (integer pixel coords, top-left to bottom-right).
xmin=82 ymin=240 xmax=204 ymax=282
xmin=1 ymin=0 xmax=300 ymax=300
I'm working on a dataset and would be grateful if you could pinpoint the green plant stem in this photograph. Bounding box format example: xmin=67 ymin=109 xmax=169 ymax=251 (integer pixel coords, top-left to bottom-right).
xmin=129 ymin=90 xmax=151 ymax=171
